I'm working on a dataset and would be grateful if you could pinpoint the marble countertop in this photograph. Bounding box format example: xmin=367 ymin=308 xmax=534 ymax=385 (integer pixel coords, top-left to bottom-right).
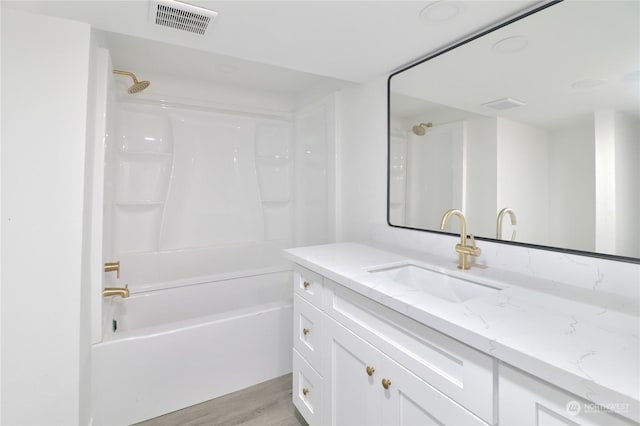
xmin=284 ymin=242 xmax=640 ymax=423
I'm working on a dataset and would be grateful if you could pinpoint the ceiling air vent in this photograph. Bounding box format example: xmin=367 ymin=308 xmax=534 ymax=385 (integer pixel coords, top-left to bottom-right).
xmin=151 ymin=0 xmax=218 ymax=35
xmin=481 ymin=97 xmax=526 ymax=110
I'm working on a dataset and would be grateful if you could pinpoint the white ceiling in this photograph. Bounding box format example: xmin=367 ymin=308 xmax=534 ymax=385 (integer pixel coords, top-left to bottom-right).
xmin=3 ymin=0 xmax=542 ymax=90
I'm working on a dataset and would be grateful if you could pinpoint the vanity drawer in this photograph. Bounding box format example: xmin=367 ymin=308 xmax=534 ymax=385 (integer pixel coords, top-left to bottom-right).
xmin=324 ymin=279 xmax=495 ymax=424
xmin=293 ymin=348 xmax=323 ymax=426
xmin=293 ymin=294 xmax=323 ymax=374
xmin=293 ymin=265 xmax=323 ymax=307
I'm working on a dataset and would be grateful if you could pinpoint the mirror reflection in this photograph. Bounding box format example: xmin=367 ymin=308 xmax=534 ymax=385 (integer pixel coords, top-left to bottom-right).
xmin=388 ymin=0 xmax=639 ymax=260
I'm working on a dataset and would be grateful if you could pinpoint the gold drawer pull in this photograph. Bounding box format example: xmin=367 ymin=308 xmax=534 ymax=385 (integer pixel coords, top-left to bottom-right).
xmin=303 ymin=281 xmax=311 ymax=289
xmin=302 ymin=387 xmax=309 ymax=396
xmin=366 ymin=366 xmax=375 ymax=376
xmin=303 ymin=328 xmax=310 ymax=336
xmin=381 ymin=378 xmax=391 ymax=390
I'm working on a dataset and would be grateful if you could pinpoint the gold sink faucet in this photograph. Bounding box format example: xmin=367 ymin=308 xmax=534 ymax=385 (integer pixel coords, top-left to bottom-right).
xmin=440 ymin=209 xmax=481 ymax=270
xmin=103 ymin=284 xmax=130 ymax=298
xmin=496 ymin=208 xmax=517 ymax=241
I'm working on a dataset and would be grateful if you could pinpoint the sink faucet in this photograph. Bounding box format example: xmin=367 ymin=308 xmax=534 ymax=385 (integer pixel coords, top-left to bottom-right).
xmin=496 ymin=208 xmax=517 ymax=241
xmin=440 ymin=209 xmax=481 ymax=270
xmin=102 ymin=284 xmax=130 ymax=298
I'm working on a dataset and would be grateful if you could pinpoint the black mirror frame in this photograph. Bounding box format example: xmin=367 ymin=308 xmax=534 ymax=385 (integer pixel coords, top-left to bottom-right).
xmin=386 ymin=0 xmax=640 ymax=265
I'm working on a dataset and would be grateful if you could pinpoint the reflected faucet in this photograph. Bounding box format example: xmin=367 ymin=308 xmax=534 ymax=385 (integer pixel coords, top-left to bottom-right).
xmin=102 ymin=284 xmax=130 ymax=298
xmin=440 ymin=209 xmax=481 ymax=270
xmin=496 ymin=208 xmax=517 ymax=241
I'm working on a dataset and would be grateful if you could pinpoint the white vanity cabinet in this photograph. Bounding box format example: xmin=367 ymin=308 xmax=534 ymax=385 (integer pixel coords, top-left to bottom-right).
xmin=287 ymin=245 xmax=639 ymax=426
xmin=499 ymin=364 xmax=636 ymax=426
xmin=325 ymin=317 xmax=489 ymax=426
xmin=292 ymin=264 xmax=495 ymax=426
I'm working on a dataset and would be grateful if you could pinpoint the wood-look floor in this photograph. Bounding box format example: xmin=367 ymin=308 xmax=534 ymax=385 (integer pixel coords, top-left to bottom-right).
xmin=134 ymin=374 xmax=307 ymax=426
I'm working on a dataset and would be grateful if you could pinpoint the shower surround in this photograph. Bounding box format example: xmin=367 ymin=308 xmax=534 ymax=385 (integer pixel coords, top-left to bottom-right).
xmin=93 ymin=72 xmax=335 ymax=423
xmin=107 ymin=101 xmax=294 ymax=259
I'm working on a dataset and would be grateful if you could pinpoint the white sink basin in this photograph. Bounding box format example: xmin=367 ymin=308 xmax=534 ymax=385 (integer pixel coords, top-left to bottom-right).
xmin=369 ymin=264 xmax=501 ymax=303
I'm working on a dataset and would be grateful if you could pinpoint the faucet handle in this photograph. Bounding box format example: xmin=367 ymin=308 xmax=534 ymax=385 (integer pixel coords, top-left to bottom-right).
xmin=104 ymin=261 xmax=120 ymax=279
xmin=468 ymin=234 xmax=481 ymax=256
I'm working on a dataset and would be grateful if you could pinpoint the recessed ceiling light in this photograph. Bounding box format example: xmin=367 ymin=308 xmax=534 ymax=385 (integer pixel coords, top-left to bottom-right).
xmin=419 ymin=1 xmax=460 ymax=23
xmin=570 ymin=79 xmax=606 ymax=90
xmin=216 ymin=64 xmax=238 ymax=73
xmin=492 ymin=36 xmax=528 ymax=53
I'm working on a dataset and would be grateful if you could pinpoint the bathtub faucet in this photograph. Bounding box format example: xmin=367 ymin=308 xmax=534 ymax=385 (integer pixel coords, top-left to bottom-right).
xmin=103 ymin=284 xmax=130 ymax=298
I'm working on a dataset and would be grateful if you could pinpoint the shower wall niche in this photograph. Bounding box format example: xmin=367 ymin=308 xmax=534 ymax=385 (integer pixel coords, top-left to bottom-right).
xmin=105 ymin=98 xmax=299 ymax=259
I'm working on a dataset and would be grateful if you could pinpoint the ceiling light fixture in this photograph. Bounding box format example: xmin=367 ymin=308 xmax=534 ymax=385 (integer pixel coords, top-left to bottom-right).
xmin=492 ymin=36 xmax=528 ymax=53
xmin=419 ymin=1 xmax=460 ymax=23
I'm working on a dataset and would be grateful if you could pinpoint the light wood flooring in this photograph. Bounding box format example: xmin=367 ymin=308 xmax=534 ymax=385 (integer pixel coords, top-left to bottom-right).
xmin=134 ymin=374 xmax=307 ymax=426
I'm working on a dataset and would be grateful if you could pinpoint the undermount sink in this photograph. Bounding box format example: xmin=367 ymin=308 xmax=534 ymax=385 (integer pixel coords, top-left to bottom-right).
xmin=369 ymin=263 xmax=501 ymax=303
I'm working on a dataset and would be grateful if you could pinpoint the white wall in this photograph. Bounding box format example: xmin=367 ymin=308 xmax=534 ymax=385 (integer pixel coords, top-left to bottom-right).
xmin=594 ymin=110 xmax=617 ymax=254
xmin=496 ymin=118 xmax=549 ymax=246
xmin=336 ymin=76 xmax=388 ymax=241
xmin=548 ymin=124 xmax=595 ymax=252
xmin=614 ymin=111 xmax=640 ymax=258
xmin=1 ymin=8 xmax=94 ymax=425
xmin=465 ymin=117 xmax=497 ymax=237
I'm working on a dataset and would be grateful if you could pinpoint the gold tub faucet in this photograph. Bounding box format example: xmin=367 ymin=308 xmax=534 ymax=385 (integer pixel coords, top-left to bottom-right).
xmin=440 ymin=209 xmax=481 ymax=270
xmin=103 ymin=284 xmax=130 ymax=298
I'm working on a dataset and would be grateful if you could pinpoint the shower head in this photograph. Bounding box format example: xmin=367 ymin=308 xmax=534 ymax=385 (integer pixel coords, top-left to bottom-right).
xmin=412 ymin=122 xmax=433 ymax=136
xmin=113 ymin=69 xmax=150 ymax=94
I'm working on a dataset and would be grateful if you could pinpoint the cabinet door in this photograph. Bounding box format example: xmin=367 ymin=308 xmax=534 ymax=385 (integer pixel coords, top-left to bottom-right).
xmin=324 ymin=317 xmax=381 ymax=426
xmin=500 ymin=364 xmax=636 ymax=426
xmin=381 ymin=354 xmax=489 ymax=426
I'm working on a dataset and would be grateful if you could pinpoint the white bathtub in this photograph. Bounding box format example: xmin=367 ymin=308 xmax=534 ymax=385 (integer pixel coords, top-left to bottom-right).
xmin=91 ymin=246 xmax=293 ymax=425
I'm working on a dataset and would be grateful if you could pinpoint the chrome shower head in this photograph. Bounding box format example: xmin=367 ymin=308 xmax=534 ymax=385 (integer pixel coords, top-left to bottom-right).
xmin=412 ymin=122 xmax=433 ymax=136
xmin=113 ymin=69 xmax=150 ymax=94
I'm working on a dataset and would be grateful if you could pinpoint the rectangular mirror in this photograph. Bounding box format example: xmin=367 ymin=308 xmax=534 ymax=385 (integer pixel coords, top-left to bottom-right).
xmin=388 ymin=0 xmax=639 ymax=263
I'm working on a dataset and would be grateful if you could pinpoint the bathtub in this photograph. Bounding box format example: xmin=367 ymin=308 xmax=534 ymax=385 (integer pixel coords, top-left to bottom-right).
xmin=91 ymin=244 xmax=293 ymax=425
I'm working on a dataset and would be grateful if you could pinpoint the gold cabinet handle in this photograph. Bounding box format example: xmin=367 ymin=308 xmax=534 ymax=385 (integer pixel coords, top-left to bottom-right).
xmin=302 ymin=387 xmax=309 ymax=396
xmin=303 ymin=281 xmax=311 ymax=289
xmin=303 ymin=328 xmax=310 ymax=336
xmin=381 ymin=378 xmax=391 ymax=390
xmin=366 ymin=366 xmax=375 ymax=376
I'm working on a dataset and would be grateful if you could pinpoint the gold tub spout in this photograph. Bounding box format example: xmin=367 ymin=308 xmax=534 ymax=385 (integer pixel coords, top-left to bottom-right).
xmin=440 ymin=209 xmax=481 ymax=270
xmin=103 ymin=284 xmax=129 ymax=298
